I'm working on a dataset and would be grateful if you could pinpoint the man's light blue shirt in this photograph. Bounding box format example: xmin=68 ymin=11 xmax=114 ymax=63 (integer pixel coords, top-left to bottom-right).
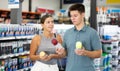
xmin=62 ymin=25 xmax=102 ymax=71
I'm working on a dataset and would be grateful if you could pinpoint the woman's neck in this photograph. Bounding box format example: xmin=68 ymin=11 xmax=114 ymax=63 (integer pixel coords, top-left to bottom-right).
xmin=43 ymin=31 xmax=53 ymax=38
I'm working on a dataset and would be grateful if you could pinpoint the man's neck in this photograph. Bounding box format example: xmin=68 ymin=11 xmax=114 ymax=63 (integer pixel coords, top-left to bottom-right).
xmin=76 ymin=22 xmax=85 ymax=31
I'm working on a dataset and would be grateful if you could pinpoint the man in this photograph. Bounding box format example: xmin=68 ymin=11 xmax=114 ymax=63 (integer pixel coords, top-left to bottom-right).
xmin=57 ymin=3 xmax=102 ymax=71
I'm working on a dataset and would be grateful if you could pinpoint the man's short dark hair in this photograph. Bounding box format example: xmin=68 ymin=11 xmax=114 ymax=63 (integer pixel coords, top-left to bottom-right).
xmin=68 ymin=3 xmax=85 ymax=17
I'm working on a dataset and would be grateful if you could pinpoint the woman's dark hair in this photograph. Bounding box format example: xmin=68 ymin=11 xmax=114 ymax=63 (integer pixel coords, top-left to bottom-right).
xmin=40 ymin=14 xmax=52 ymax=24
xmin=68 ymin=3 xmax=85 ymax=17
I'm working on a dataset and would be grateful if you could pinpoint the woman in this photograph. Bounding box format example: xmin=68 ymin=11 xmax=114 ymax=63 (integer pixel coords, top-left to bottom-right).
xmin=30 ymin=14 xmax=63 ymax=71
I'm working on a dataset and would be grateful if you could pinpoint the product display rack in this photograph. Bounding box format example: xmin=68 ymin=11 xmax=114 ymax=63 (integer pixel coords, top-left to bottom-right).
xmin=96 ymin=6 xmax=120 ymax=71
xmin=0 ymin=24 xmax=38 ymax=71
xmin=0 ymin=9 xmax=41 ymax=24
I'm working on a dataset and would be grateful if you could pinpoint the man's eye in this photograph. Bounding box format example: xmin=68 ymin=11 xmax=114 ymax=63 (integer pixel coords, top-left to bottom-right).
xmin=47 ymin=21 xmax=50 ymax=23
xmin=51 ymin=21 xmax=54 ymax=23
xmin=74 ymin=15 xmax=77 ymax=17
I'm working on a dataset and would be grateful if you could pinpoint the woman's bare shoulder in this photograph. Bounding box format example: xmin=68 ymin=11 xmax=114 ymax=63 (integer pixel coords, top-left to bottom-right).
xmin=32 ymin=35 xmax=41 ymax=41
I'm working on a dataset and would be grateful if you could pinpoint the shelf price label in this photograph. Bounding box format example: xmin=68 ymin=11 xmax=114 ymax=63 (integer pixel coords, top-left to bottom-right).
xmin=8 ymin=0 xmax=19 ymax=9
xmin=106 ymin=0 xmax=120 ymax=4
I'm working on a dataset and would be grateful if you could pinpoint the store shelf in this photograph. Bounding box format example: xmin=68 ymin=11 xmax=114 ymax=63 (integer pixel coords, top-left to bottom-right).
xmin=0 ymin=9 xmax=41 ymax=19
xmin=17 ymin=67 xmax=32 ymax=71
xmin=118 ymin=55 xmax=120 ymax=60
xmin=0 ymin=66 xmax=32 ymax=71
xmin=0 ymin=36 xmax=15 ymax=40
xmin=0 ymin=51 xmax=30 ymax=59
xmin=0 ymin=35 xmax=34 ymax=41
xmin=15 ymin=35 xmax=35 ymax=39
xmin=101 ymin=39 xmax=119 ymax=44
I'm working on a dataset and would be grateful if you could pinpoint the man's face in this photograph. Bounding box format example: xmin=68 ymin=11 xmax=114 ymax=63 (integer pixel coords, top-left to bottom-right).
xmin=70 ymin=10 xmax=84 ymax=26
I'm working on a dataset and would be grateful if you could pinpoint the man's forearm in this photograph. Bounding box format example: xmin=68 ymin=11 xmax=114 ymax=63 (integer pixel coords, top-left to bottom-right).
xmin=85 ymin=49 xmax=102 ymax=58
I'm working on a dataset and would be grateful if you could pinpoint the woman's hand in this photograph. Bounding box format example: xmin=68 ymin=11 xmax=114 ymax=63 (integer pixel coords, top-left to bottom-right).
xmin=56 ymin=47 xmax=65 ymax=55
xmin=39 ymin=54 xmax=52 ymax=61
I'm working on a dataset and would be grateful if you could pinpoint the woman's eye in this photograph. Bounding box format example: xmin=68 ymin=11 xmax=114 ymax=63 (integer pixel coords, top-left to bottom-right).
xmin=51 ymin=21 xmax=54 ymax=23
xmin=46 ymin=21 xmax=54 ymax=24
xmin=47 ymin=21 xmax=50 ymax=23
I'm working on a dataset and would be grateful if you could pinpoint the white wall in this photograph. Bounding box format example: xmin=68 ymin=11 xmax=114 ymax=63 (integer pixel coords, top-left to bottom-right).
xmin=32 ymin=0 xmax=60 ymax=12
xmin=62 ymin=0 xmax=120 ymax=18
xmin=0 ymin=0 xmax=60 ymax=12
xmin=0 ymin=0 xmax=9 ymax=10
xmin=22 ymin=0 xmax=29 ymax=11
xmin=97 ymin=0 xmax=120 ymax=8
xmin=0 ymin=0 xmax=120 ymax=12
xmin=62 ymin=0 xmax=91 ymax=18
xmin=0 ymin=0 xmax=28 ymax=11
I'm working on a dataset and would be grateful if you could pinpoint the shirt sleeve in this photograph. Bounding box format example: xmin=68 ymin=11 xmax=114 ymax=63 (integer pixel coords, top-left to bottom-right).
xmin=91 ymin=31 xmax=102 ymax=50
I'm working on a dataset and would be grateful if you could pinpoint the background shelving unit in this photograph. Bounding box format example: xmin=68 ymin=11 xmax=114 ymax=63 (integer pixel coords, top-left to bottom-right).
xmin=0 ymin=9 xmax=41 ymax=24
xmin=0 ymin=24 xmax=39 ymax=71
xmin=95 ymin=6 xmax=120 ymax=71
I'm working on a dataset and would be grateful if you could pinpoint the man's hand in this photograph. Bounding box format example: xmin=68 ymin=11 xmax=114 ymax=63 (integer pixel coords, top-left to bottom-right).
xmin=75 ymin=48 xmax=87 ymax=56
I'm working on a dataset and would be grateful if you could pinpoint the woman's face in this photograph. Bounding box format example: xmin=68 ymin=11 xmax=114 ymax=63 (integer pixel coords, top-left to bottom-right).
xmin=42 ymin=17 xmax=54 ymax=32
